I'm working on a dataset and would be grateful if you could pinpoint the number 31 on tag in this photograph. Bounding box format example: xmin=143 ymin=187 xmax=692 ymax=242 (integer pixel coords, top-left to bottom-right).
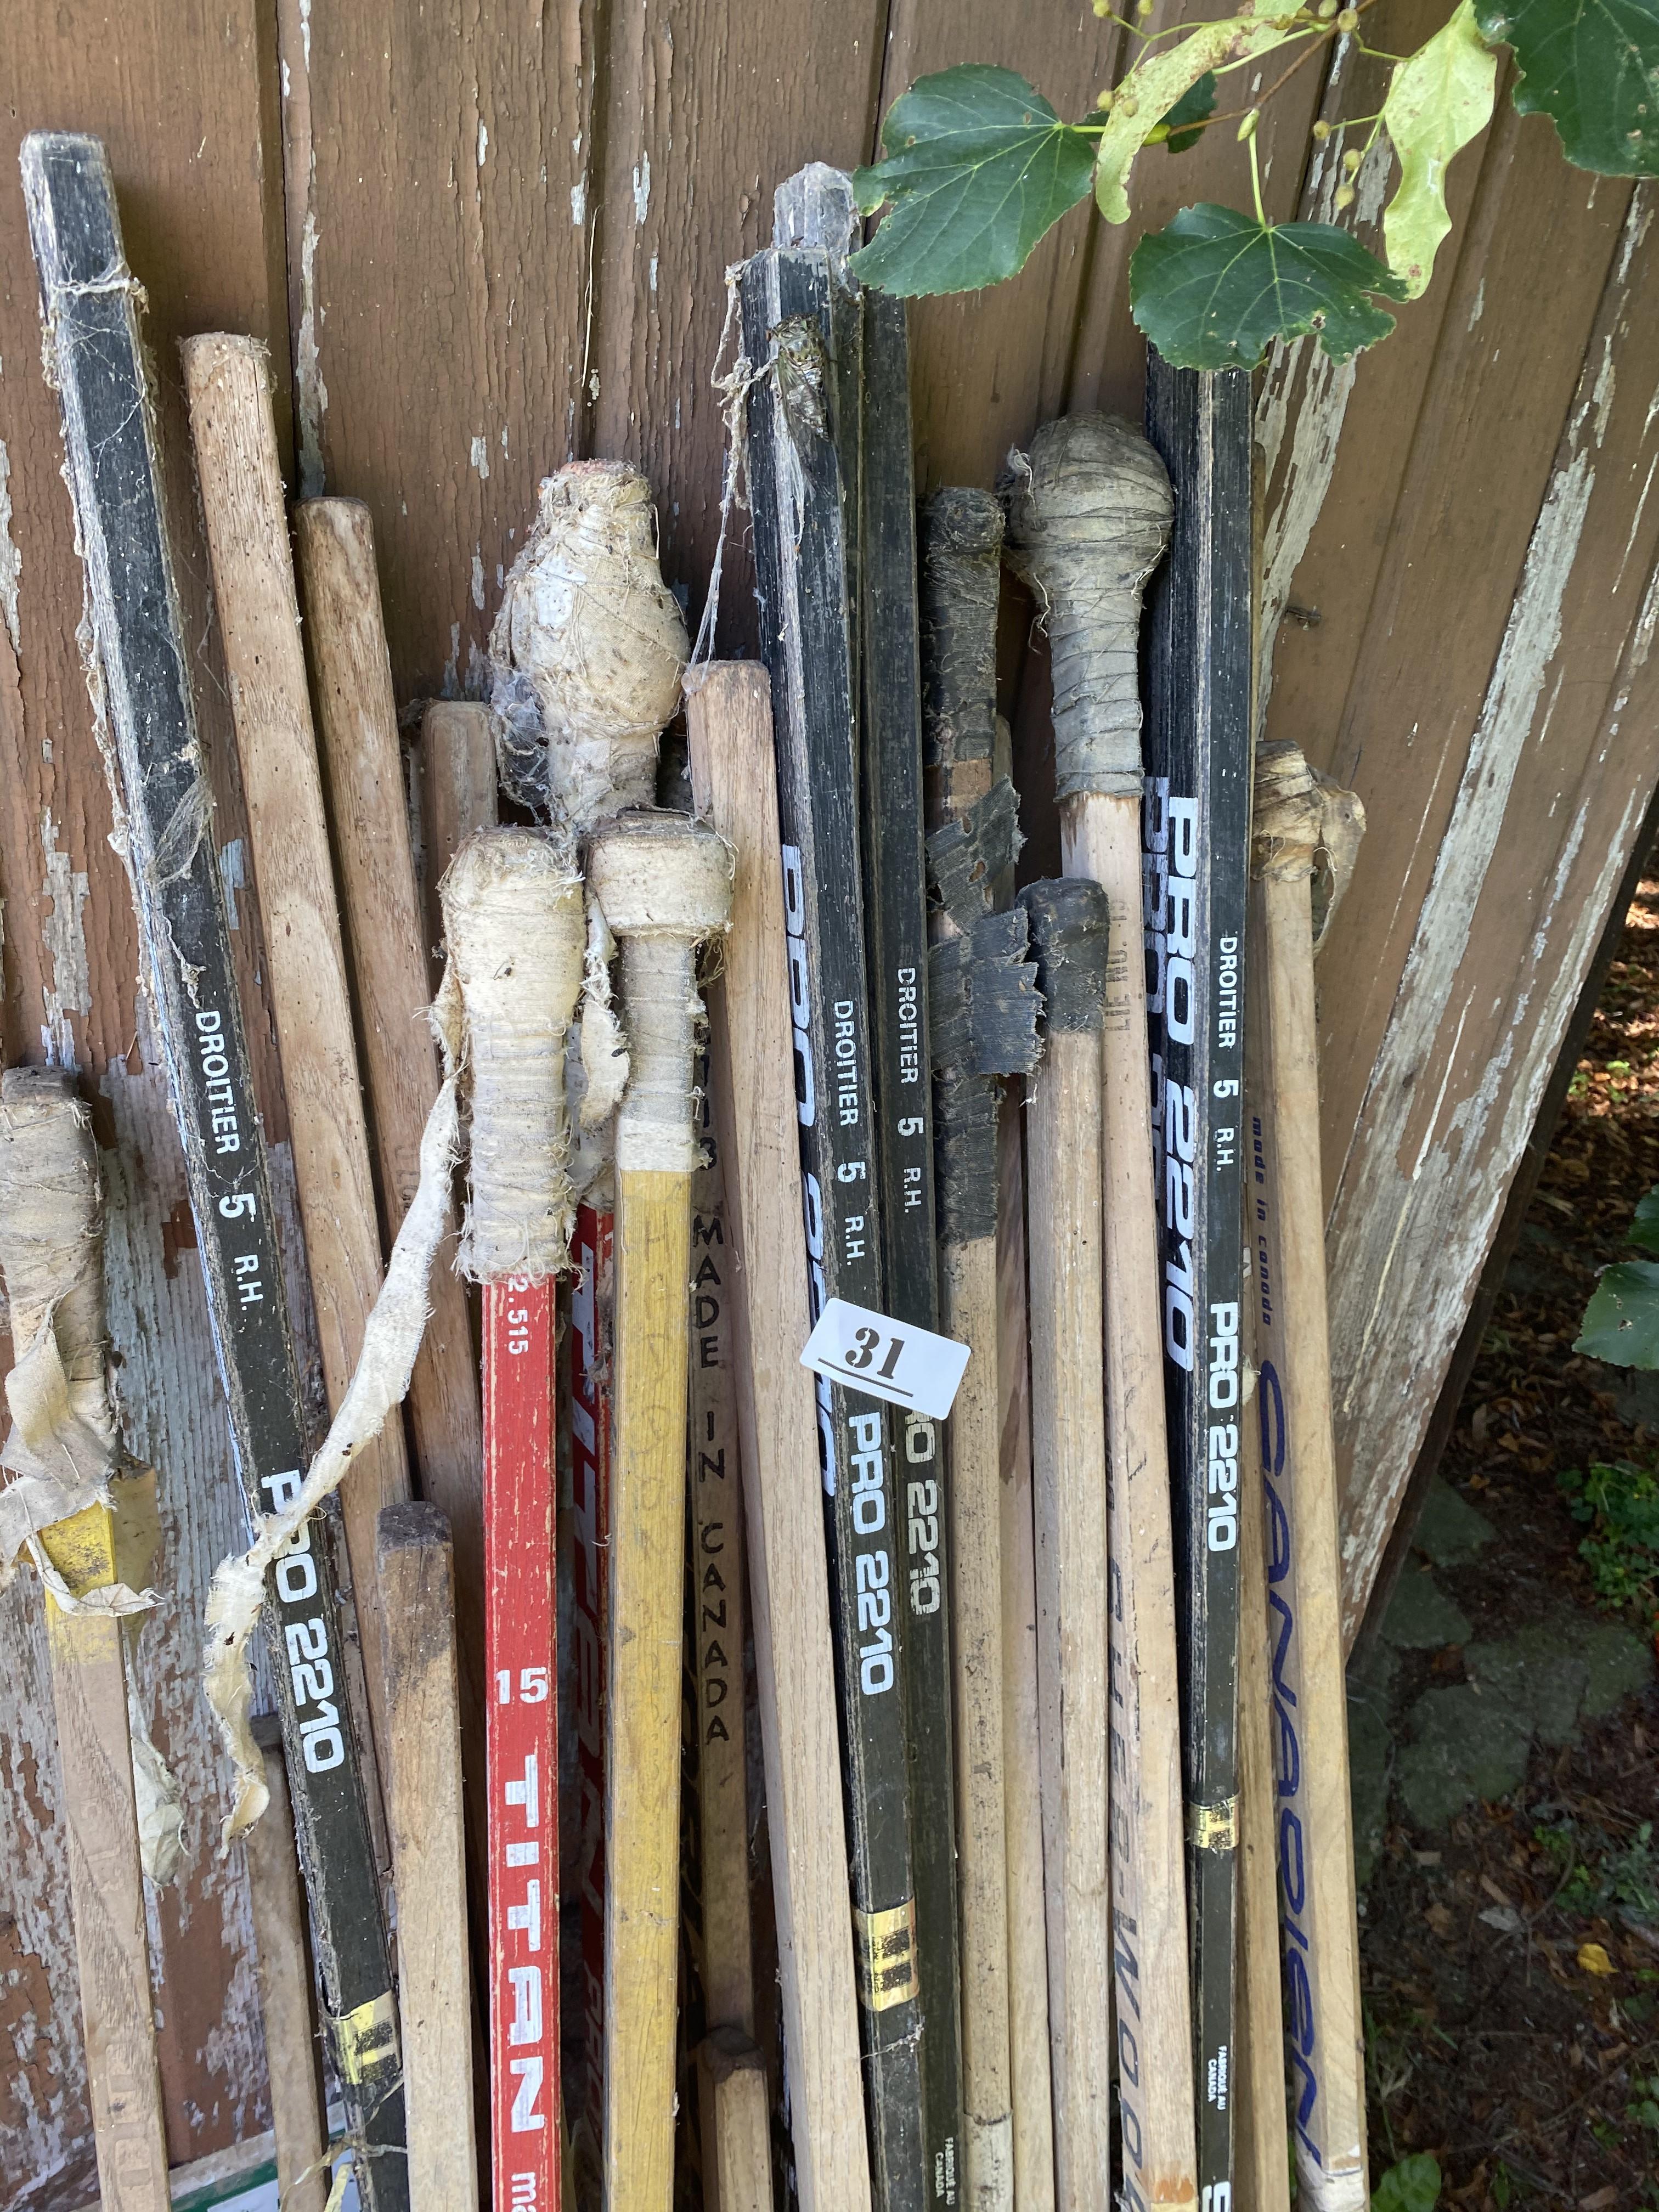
xmin=800 ymin=1296 xmax=970 ymax=1421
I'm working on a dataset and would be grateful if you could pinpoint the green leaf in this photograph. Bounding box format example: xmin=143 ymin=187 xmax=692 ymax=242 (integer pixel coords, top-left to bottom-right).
xmin=1094 ymin=8 xmax=1306 ymax=223
xmin=1373 ymin=2154 xmax=1443 ymax=2212
xmin=849 ymin=66 xmax=1098 ymax=296
xmin=1129 ymin=204 xmax=1409 ymax=371
xmin=1576 ymin=1257 xmax=1659 ymax=1364
xmin=1160 ymin=72 xmax=1218 ymax=154
xmin=1474 ymin=0 xmax=1659 ymax=174
xmin=1630 ymin=1185 xmax=1659 ymax=1253
xmin=1383 ymin=0 xmax=1500 ymax=296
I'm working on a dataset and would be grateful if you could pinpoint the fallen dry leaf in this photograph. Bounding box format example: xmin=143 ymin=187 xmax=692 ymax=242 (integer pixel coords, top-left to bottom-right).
xmin=1577 ymin=1942 xmax=1616 ymax=1976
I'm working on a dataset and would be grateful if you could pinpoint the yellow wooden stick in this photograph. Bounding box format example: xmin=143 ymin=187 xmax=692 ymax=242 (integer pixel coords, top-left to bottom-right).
xmin=588 ymin=812 xmax=732 ymax=2212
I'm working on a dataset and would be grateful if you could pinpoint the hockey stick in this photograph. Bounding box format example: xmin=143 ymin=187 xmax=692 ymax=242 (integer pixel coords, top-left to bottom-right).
xmin=180 ymin=336 xmax=413 ymax=1790
xmin=21 ymin=132 xmax=407 ymax=2208
xmin=1142 ymin=357 xmax=1254 ymax=2209
xmin=1002 ymin=411 xmax=1196 ymax=2212
xmin=1248 ymin=742 xmax=1369 ymax=2212
xmin=1016 ymin=879 xmax=1115 ymax=2208
xmin=586 ymin=812 xmax=732 ymax=2212
xmin=687 ymin=662 xmax=874 ymax=2212
xmin=858 ymin=283 xmax=965 ymax=2209
xmin=377 ymin=1502 xmax=478 ymax=2210
xmin=442 ymin=829 xmax=586 ymax=2212
xmin=742 ymin=168 xmax=928 ymax=2210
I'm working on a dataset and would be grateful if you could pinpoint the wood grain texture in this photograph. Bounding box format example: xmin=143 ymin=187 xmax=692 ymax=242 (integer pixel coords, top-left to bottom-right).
xmin=687 ymin=663 xmax=872 ymax=2212
xmin=376 ymin=1503 xmax=478 ymax=2212
xmin=244 ymin=1731 xmax=329 ymax=2212
xmin=940 ymin=1237 xmax=1013 ymax=2210
xmin=1248 ymin=858 xmax=1365 ymax=2210
xmin=283 ymin=0 xmax=594 ymax=694
xmin=37 ymin=1504 xmax=170 ymax=2212
xmin=293 ymin=499 xmax=487 ymax=1805
xmin=605 ymin=1167 xmax=693 ymax=2212
xmin=995 ymin=1092 xmax=1056 ymax=2212
xmin=420 ymin=704 xmax=499 ymax=986
xmin=1060 ymin=794 xmax=1195 ymax=2212
xmin=1232 ymin=1439 xmax=1290 ymax=2212
xmin=1318 ymin=180 xmax=1659 ymax=1632
xmin=181 ymin=332 xmax=409 ymax=1785
xmin=706 ymin=2034 xmax=775 ymax=2212
xmin=1024 ymin=1030 xmax=1110 ymax=2211
xmin=589 ymin=0 xmax=885 ymax=645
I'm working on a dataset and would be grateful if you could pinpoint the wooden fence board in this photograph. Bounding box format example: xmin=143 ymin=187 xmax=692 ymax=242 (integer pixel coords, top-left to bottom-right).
xmin=1323 ymin=183 xmax=1659 ymax=1634
xmin=290 ymin=0 xmax=596 ymax=697
xmin=586 ymin=0 xmax=888 ymax=645
xmin=1290 ymin=111 xmax=1632 ymax=1163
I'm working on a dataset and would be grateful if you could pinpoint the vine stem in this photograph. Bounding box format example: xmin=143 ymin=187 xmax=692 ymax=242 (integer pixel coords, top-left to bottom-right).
xmin=1248 ymin=127 xmax=1268 ymax=225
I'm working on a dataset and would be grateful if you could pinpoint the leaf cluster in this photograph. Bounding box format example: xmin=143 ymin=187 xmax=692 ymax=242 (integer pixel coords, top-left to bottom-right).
xmin=1557 ymin=1458 xmax=1659 ymax=1610
xmin=850 ymin=0 xmax=1659 ymax=369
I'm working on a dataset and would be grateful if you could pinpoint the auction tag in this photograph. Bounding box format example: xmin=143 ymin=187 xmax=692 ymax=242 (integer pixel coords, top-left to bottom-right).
xmin=800 ymin=1296 xmax=970 ymax=1421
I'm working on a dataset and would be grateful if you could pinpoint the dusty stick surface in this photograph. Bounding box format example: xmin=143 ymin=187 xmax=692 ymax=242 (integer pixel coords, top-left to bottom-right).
xmin=1006 ymin=413 xmax=1197 ymax=2212
xmin=295 ymin=500 xmax=487 ymax=1823
xmin=687 ymin=664 xmax=872 ymax=2212
xmin=1018 ymin=879 xmax=1113 ymax=2210
xmin=995 ymin=1093 xmax=1056 ymax=2212
xmin=182 ymin=332 xmax=409 ymax=1784
xmin=1233 ymin=1411 xmax=1291 ymax=2212
xmin=376 ymin=1502 xmax=477 ymax=2212
xmin=588 ymin=814 xmax=731 ymax=2212
xmin=244 ymin=1729 xmax=329 ymax=2212
xmin=420 ymin=702 xmax=499 ymax=985
xmin=25 ymin=147 xmax=402 ymax=2200
xmin=444 ymin=828 xmax=585 ymax=2212
xmin=1249 ymin=743 xmax=1368 ymax=2212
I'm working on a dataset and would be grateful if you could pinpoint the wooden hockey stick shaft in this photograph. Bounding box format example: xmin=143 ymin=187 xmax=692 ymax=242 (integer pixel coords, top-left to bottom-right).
xmin=995 ymin=1091 xmax=1056 ymax=2212
xmin=376 ymin=1502 xmax=478 ymax=2211
xmin=1003 ymin=416 xmax=1197 ymax=2212
xmin=180 ymin=335 xmax=410 ymax=1784
xmin=918 ymin=486 xmax=1030 ymax=2212
xmin=689 ymin=1111 xmax=772 ymax=2212
xmin=0 ymin=1069 xmax=170 ymax=2212
xmin=1233 ymin=1417 xmax=1290 ymax=2212
xmin=588 ymin=812 xmax=732 ymax=2212
xmin=705 ymin=2033 xmax=774 ymax=2212
xmin=295 ymin=500 xmax=488 ymax=1793
xmin=443 ymin=829 xmax=586 ymax=2212
xmin=1248 ymin=743 xmax=1368 ymax=2212
xmin=687 ymin=663 xmax=873 ymax=2212
xmin=420 ymin=703 xmax=499 ymax=988
xmin=1017 ymin=880 xmax=1114 ymax=2209
xmin=244 ymin=1722 xmax=329 ymax=2212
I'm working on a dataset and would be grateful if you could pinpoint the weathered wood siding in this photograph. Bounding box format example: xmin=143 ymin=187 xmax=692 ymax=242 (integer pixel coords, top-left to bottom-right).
xmin=3 ymin=0 xmax=1656 ymax=2193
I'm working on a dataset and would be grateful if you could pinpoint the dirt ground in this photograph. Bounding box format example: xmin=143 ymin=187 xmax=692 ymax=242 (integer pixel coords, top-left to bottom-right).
xmin=1355 ymin=879 xmax=1659 ymax=2210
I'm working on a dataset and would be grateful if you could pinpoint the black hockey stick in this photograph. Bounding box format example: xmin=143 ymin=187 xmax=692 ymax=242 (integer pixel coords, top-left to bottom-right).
xmin=1143 ymin=352 xmax=1254 ymax=2209
xmin=21 ymin=132 xmax=408 ymax=2210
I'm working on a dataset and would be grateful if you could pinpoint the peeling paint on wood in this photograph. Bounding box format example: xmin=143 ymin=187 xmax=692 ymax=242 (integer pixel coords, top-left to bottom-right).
xmin=1316 ymin=183 xmax=1659 ymax=1637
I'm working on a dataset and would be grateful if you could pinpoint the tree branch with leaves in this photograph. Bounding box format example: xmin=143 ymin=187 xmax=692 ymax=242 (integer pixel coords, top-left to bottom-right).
xmin=849 ymin=0 xmax=1659 ymax=366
